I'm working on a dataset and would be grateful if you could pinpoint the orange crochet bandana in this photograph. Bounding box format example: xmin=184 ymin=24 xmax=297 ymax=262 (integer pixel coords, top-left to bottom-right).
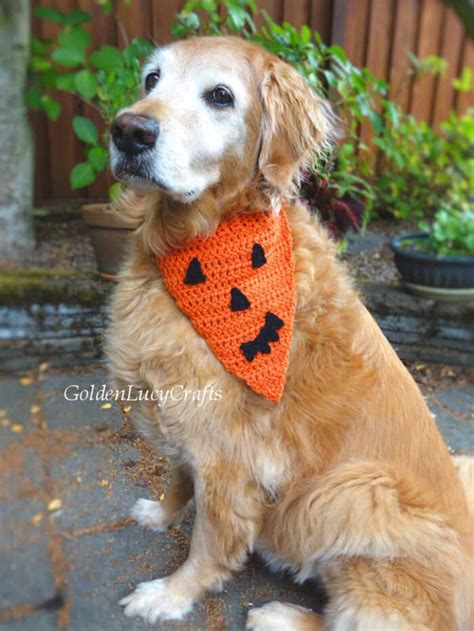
xmin=157 ymin=210 xmax=295 ymax=402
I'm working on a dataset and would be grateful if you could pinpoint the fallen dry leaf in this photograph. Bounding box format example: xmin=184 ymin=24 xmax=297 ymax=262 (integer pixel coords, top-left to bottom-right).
xmin=123 ymin=405 xmax=132 ymax=414
xmin=0 ymin=409 xmax=6 ymax=418
xmin=159 ymin=492 xmax=165 ymax=501
xmin=1 ymin=419 xmax=11 ymax=427
xmin=441 ymin=367 xmax=456 ymax=378
xmin=30 ymin=404 xmax=41 ymax=415
xmin=31 ymin=513 xmax=43 ymax=526
xmin=101 ymin=403 xmax=112 ymax=410
xmin=414 ymin=364 xmax=426 ymax=372
xmin=98 ymin=479 xmax=109 ymax=487
xmin=48 ymin=498 xmax=62 ymax=512
xmin=20 ymin=376 xmax=33 ymax=386
xmin=11 ymin=424 xmax=23 ymax=433
xmin=38 ymin=362 xmax=49 ymax=372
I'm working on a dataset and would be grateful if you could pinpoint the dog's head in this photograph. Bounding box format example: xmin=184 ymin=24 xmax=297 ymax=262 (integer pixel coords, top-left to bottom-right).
xmin=110 ymin=36 xmax=335 ymax=205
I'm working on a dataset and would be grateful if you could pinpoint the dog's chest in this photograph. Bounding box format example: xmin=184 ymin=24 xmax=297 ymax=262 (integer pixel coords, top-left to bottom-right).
xmin=107 ymin=276 xmax=247 ymax=443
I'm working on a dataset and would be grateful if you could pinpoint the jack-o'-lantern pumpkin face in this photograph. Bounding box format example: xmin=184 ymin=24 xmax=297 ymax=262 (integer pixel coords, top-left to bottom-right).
xmin=158 ymin=210 xmax=295 ymax=402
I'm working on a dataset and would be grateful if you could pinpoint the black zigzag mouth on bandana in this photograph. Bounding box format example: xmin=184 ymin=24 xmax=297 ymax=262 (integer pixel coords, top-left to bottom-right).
xmin=240 ymin=311 xmax=284 ymax=362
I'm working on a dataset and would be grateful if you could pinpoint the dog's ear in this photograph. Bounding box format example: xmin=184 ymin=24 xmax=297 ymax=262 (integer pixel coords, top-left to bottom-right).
xmin=258 ymin=56 xmax=336 ymax=188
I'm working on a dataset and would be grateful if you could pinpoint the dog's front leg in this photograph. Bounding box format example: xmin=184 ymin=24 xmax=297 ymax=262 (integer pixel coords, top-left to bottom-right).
xmin=131 ymin=464 xmax=194 ymax=531
xmin=120 ymin=463 xmax=264 ymax=623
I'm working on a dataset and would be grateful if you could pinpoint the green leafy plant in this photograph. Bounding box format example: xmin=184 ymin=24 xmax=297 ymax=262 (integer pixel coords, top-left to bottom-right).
xmin=416 ymin=116 xmax=474 ymax=258
xmin=416 ymin=207 xmax=474 ymax=257
xmin=371 ymin=104 xmax=473 ymax=221
xmin=394 ymin=110 xmax=474 ymax=257
xmin=28 ymin=2 xmax=153 ymax=193
xmin=172 ymin=0 xmax=258 ymax=37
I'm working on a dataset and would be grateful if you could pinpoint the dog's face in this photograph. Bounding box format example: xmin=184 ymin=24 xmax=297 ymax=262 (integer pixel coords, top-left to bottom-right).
xmin=110 ymin=37 xmax=334 ymax=204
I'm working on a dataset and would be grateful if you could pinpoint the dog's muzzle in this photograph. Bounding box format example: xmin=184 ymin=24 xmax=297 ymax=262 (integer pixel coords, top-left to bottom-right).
xmin=111 ymin=113 xmax=159 ymax=156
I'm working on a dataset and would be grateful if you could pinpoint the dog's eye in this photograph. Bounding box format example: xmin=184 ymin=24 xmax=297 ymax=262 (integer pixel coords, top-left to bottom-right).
xmin=206 ymin=85 xmax=234 ymax=108
xmin=144 ymin=71 xmax=160 ymax=93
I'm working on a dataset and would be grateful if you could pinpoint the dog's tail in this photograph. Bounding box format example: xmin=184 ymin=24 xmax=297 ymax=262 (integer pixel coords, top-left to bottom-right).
xmin=452 ymin=454 xmax=474 ymax=515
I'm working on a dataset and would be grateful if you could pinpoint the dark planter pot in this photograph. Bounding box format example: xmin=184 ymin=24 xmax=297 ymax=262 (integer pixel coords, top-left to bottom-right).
xmin=82 ymin=203 xmax=134 ymax=280
xmin=391 ymin=233 xmax=474 ymax=301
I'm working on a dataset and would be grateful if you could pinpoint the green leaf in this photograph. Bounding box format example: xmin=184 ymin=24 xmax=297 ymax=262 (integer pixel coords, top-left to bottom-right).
xmin=88 ymin=146 xmax=108 ymax=172
xmin=89 ymin=45 xmax=123 ymax=71
xmin=70 ymin=162 xmax=96 ymax=190
xmin=40 ymin=95 xmax=61 ymax=120
xmin=55 ymin=72 xmax=76 ymax=91
xmin=176 ymin=12 xmax=200 ymax=34
xmin=300 ymin=24 xmax=311 ymax=43
xmin=63 ymin=10 xmax=92 ymax=26
xmin=123 ymin=38 xmax=154 ymax=66
xmin=40 ymin=69 xmax=58 ymax=88
xmin=202 ymin=0 xmax=217 ymax=11
xmin=328 ymin=45 xmax=347 ymax=62
xmin=30 ymin=57 xmax=53 ymax=72
xmin=453 ymin=67 xmax=473 ymax=92
xmin=74 ymin=69 xmax=97 ymax=98
xmin=25 ymin=85 xmax=42 ymax=109
xmin=31 ymin=37 xmax=53 ymax=56
xmin=33 ymin=7 xmax=66 ymax=24
xmin=58 ymin=28 xmax=92 ymax=52
xmin=368 ymin=109 xmax=383 ymax=134
xmin=95 ymin=0 xmax=113 ymax=14
xmin=73 ymin=116 xmax=98 ymax=144
xmin=108 ymin=182 xmax=122 ymax=202
xmin=52 ymin=47 xmax=85 ymax=67
xmin=171 ymin=21 xmax=188 ymax=38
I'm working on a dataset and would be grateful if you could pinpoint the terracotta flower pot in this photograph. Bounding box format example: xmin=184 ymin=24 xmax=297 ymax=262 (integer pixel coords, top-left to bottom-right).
xmin=81 ymin=203 xmax=134 ymax=280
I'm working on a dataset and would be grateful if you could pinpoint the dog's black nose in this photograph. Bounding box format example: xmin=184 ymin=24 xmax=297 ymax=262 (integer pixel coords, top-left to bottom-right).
xmin=111 ymin=113 xmax=159 ymax=155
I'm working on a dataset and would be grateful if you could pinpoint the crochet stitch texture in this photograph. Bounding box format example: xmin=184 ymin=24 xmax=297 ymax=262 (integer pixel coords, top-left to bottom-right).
xmin=157 ymin=210 xmax=296 ymax=402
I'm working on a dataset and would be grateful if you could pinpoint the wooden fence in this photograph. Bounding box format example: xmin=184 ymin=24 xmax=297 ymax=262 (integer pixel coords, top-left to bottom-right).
xmin=32 ymin=0 xmax=473 ymax=202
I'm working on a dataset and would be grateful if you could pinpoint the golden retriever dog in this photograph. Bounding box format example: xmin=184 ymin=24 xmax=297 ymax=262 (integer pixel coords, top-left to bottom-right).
xmin=106 ymin=36 xmax=473 ymax=630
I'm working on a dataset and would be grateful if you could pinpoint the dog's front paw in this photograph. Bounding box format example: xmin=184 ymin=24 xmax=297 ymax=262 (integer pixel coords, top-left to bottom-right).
xmin=247 ymin=602 xmax=319 ymax=631
xmin=131 ymin=498 xmax=174 ymax=531
xmin=119 ymin=577 xmax=193 ymax=623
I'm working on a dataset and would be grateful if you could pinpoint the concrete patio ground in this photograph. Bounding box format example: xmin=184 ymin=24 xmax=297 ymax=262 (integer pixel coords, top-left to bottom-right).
xmin=0 ymin=365 xmax=472 ymax=631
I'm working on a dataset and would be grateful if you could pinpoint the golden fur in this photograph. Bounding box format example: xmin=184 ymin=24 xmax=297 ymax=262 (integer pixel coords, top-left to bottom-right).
xmin=106 ymin=36 xmax=474 ymax=629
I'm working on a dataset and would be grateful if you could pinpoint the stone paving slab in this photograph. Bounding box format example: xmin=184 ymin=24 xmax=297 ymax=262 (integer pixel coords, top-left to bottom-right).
xmin=1 ymin=498 xmax=47 ymax=547
xmin=63 ymin=524 xmax=195 ymax=631
xmin=0 ymin=366 xmax=472 ymax=630
xmin=434 ymin=387 xmax=474 ymax=420
xmin=0 ymin=447 xmax=44 ymax=503
xmin=0 ymin=379 xmax=39 ymax=447
xmin=49 ymin=444 xmax=142 ymax=532
xmin=0 ymin=539 xmax=56 ymax=612
xmin=0 ymin=610 xmax=59 ymax=631
xmin=0 ymin=496 xmax=55 ymax=614
xmin=428 ymin=385 xmax=474 ymax=454
xmin=41 ymin=369 xmax=122 ymax=432
xmin=430 ymin=405 xmax=474 ymax=454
